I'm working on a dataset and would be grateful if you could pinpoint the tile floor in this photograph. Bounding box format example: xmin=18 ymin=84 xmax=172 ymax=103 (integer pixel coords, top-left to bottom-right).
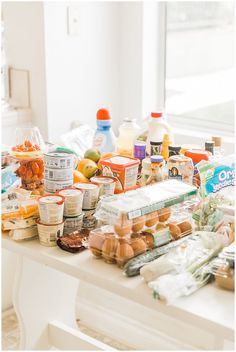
xmin=2 ymin=309 xmax=132 ymax=350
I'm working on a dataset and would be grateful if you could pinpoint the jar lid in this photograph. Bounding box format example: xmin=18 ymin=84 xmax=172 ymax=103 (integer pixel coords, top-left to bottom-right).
xmin=212 ymin=136 xmax=222 ymax=147
xmin=150 ymin=155 xmax=164 ymax=163
xmin=168 ymin=145 xmax=181 ymax=151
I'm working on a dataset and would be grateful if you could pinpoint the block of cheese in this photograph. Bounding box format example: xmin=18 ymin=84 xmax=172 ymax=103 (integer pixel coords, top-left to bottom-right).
xmin=9 ymin=226 xmax=38 ymax=241
xmin=2 ymin=217 xmax=37 ymax=231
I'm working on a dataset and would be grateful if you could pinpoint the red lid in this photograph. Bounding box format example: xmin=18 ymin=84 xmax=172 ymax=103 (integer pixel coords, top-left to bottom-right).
xmin=151 ymin=112 xmax=162 ymax=118
xmin=184 ymin=149 xmax=210 ymax=164
xmin=96 ymin=108 xmax=111 ymax=120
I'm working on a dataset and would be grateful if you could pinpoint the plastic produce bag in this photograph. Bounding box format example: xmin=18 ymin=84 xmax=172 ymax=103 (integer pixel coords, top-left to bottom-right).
xmin=59 ymin=124 xmax=95 ymax=159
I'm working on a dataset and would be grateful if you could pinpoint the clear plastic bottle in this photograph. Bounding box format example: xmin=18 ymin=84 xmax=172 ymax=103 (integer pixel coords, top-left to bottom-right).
xmin=117 ymin=118 xmax=141 ymax=157
xmin=212 ymin=136 xmax=223 ymax=160
xmin=93 ymin=109 xmax=116 ymax=154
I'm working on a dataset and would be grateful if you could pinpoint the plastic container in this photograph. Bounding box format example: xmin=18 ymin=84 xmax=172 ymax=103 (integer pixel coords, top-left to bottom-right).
xmin=116 ymin=118 xmax=141 ymax=157
xmin=88 ymin=226 xmax=147 ymax=267
xmin=95 ymin=179 xmax=197 ymax=226
xmin=36 ymin=219 xmax=64 ymax=247
xmin=143 ymin=155 xmax=166 ymax=186
xmin=44 ymin=167 xmax=73 ymax=181
xmin=63 ymin=214 xmax=83 ymax=235
xmin=167 ymin=154 xmax=194 ymax=185
xmin=57 ymin=188 xmax=83 ymax=217
xmin=44 ymin=178 xmax=73 ymax=194
xmin=90 ymin=176 xmax=116 ymax=197
xmin=146 ymin=112 xmax=171 ymax=156
xmin=74 ymin=183 xmax=100 ymax=210
xmin=38 ymin=195 xmax=64 ymax=225
xmin=93 ymin=108 xmax=116 ymax=153
xmin=184 ymin=149 xmax=211 ymax=188
xmin=100 ymin=155 xmax=139 ymax=193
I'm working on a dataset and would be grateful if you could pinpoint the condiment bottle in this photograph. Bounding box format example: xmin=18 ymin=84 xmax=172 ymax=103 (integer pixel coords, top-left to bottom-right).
xmin=168 ymin=145 xmax=181 ymax=157
xmin=212 ymin=136 xmax=223 ymax=159
xmin=205 ymin=141 xmax=215 ymax=155
xmin=93 ymin=108 xmax=116 ymax=153
xmin=161 ymin=133 xmax=171 ymax=161
xmin=134 ymin=141 xmax=146 ymax=181
xmin=145 ymin=155 xmax=165 ymax=185
xmin=167 ymin=155 xmax=194 ymax=185
xmin=117 ymin=118 xmax=141 ymax=157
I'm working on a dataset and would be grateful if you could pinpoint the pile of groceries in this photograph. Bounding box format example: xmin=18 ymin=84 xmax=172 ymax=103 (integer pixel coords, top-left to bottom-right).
xmin=1 ymin=108 xmax=235 ymax=305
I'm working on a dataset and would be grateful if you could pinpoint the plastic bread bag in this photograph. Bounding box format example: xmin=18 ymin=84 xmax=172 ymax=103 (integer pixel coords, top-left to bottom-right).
xmin=197 ymin=155 xmax=235 ymax=200
xmin=149 ymin=264 xmax=213 ymax=305
xmin=9 ymin=226 xmax=38 ymax=241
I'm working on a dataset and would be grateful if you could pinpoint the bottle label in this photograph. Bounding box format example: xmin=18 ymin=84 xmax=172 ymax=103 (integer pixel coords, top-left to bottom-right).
xmin=93 ymin=133 xmax=106 ymax=149
xmin=150 ymin=144 xmax=162 ymax=155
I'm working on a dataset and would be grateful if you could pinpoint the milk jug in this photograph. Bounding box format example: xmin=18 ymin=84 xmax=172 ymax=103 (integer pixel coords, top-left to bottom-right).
xmin=146 ymin=112 xmax=171 ymax=156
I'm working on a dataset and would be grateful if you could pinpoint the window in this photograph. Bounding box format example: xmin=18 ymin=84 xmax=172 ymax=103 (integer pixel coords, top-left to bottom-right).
xmin=165 ymin=1 xmax=235 ymax=135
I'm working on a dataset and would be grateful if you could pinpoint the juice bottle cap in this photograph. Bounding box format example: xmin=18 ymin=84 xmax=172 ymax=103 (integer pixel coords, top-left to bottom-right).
xmin=151 ymin=112 xmax=162 ymax=118
xmin=96 ymin=109 xmax=111 ymax=120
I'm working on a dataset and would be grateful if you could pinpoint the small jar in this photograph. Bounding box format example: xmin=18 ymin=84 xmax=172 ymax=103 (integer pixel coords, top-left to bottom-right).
xmin=167 ymin=155 xmax=194 ymax=185
xmin=143 ymin=155 xmax=166 ymax=186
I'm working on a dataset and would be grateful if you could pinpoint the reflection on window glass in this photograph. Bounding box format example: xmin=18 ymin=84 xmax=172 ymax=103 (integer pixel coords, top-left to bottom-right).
xmin=165 ymin=1 xmax=234 ymax=129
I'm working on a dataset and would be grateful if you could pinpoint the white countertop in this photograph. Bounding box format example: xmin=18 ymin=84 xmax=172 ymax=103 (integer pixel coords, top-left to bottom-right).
xmin=2 ymin=235 xmax=234 ymax=339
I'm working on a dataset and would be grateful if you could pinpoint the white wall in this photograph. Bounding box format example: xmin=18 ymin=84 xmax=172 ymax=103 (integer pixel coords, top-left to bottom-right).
xmin=3 ymin=2 xmax=48 ymax=140
xmin=43 ymin=1 xmax=121 ymax=140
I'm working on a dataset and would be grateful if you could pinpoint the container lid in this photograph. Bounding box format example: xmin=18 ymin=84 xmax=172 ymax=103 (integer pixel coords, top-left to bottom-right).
xmin=184 ymin=149 xmax=210 ymax=163
xmin=168 ymin=145 xmax=181 ymax=151
xmin=90 ymin=176 xmax=117 ymax=184
xmin=151 ymin=155 xmax=164 ymax=163
xmin=150 ymin=141 xmax=162 ymax=145
xmin=96 ymin=108 xmax=111 ymax=120
xmin=57 ymin=188 xmax=82 ymax=197
xmin=212 ymin=136 xmax=222 ymax=147
xmin=100 ymin=155 xmax=140 ymax=167
xmin=74 ymin=182 xmax=99 ymax=190
xmin=151 ymin=112 xmax=162 ymax=118
xmin=38 ymin=194 xmax=65 ymax=205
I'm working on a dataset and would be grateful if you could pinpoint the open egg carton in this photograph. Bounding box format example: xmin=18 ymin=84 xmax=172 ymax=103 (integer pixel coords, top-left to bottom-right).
xmin=89 ymin=180 xmax=198 ymax=268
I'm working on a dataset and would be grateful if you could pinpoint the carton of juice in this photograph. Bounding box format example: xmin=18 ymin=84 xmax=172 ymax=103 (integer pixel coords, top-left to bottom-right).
xmin=100 ymin=156 xmax=140 ymax=193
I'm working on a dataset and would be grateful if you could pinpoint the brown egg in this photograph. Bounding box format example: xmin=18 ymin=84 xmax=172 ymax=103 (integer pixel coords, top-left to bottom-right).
xmin=132 ymin=216 xmax=146 ymax=233
xmin=114 ymin=216 xmax=132 ymax=236
xmin=141 ymin=231 xmax=154 ymax=249
xmin=145 ymin=212 xmax=159 ymax=227
xmin=102 ymin=235 xmax=118 ymax=263
xmin=168 ymin=223 xmax=182 ymax=240
xmin=116 ymin=239 xmax=134 ymax=267
xmin=178 ymin=221 xmax=192 ymax=236
xmin=157 ymin=208 xmax=171 ymax=222
xmin=89 ymin=232 xmax=105 ymax=257
xmin=130 ymin=237 xmax=147 ymax=256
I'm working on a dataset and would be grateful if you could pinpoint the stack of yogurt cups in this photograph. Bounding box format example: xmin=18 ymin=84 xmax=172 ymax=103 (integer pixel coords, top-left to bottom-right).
xmin=57 ymin=188 xmax=84 ymax=235
xmin=37 ymin=194 xmax=65 ymax=246
xmin=44 ymin=150 xmax=74 ymax=194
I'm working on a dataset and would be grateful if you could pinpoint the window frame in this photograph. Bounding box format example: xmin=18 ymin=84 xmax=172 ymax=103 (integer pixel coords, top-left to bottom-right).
xmin=158 ymin=2 xmax=234 ymax=138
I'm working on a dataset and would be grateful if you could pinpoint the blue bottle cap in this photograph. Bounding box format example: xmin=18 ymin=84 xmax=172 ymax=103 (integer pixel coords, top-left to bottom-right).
xmin=150 ymin=155 xmax=164 ymax=163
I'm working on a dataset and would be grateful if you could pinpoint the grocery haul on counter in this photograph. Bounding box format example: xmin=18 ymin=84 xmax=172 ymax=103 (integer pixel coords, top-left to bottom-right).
xmin=1 ymin=108 xmax=235 ymax=305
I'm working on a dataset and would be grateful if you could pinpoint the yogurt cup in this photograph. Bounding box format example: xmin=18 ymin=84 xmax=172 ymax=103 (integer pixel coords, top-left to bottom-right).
xmin=57 ymin=188 xmax=83 ymax=217
xmin=74 ymin=182 xmax=99 ymax=210
xmin=36 ymin=219 xmax=64 ymax=247
xmin=38 ymin=194 xmax=64 ymax=225
xmin=90 ymin=176 xmax=116 ymax=197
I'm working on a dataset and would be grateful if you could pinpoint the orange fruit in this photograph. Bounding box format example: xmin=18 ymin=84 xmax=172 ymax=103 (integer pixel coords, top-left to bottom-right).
xmin=77 ymin=159 xmax=97 ymax=178
xmin=73 ymin=170 xmax=89 ymax=183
